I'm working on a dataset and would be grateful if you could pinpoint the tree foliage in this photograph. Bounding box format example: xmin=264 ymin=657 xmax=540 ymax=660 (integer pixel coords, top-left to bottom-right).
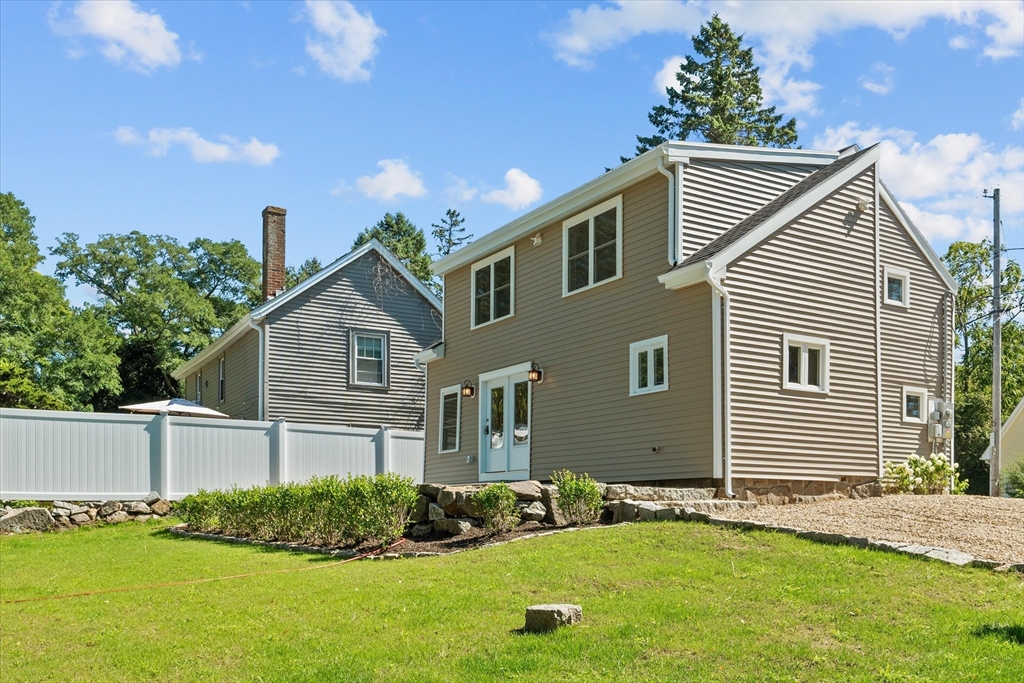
xmin=625 ymin=14 xmax=798 ymax=162
xmin=286 ymin=257 xmax=323 ymax=289
xmin=352 ymin=212 xmax=433 ymax=284
xmin=51 ymin=230 xmax=261 ymax=401
xmin=0 ymin=192 xmax=120 ymax=409
xmin=941 ymin=240 xmax=1024 ymax=494
xmin=431 ymin=209 xmax=472 ymax=258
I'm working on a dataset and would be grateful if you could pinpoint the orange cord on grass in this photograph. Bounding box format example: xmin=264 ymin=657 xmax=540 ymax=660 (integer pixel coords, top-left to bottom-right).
xmin=1 ymin=538 xmax=406 ymax=605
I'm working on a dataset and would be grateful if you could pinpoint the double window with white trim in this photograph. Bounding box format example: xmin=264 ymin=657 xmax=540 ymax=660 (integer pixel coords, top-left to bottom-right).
xmin=471 ymin=246 xmax=514 ymax=329
xmin=563 ymin=195 xmax=623 ymax=296
xmin=782 ymin=333 xmax=829 ymax=393
xmin=351 ymin=330 xmax=389 ymax=387
xmin=902 ymin=386 xmax=928 ymax=423
xmin=884 ymin=267 xmax=910 ymax=307
xmin=629 ymin=335 xmax=668 ymax=396
xmin=438 ymin=385 xmax=461 ymax=453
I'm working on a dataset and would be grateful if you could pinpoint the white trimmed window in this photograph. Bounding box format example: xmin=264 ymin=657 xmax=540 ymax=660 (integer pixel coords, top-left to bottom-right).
xmin=563 ymin=195 xmax=623 ymax=296
xmin=782 ymin=333 xmax=830 ymax=393
xmin=902 ymin=386 xmax=928 ymax=423
xmin=195 ymin=372 xmax=202 ymax=404
xmin=218 ymin=357 xmax=226 ymax=403
xmin=351 ymin=330 xmax=388 ymax=387
xmin=471 ymin=246 xmax=515 ymax=329
xmin=629 ymin=335 xmax=668 ymax=396
xmin=438 ymin=385 xmax=461 ymax=453
xmin=884 ymin=267 xmax=910 ymax=307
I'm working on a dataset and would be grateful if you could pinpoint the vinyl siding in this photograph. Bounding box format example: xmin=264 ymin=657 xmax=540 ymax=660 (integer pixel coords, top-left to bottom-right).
xmin=265 ymin=250 xmax=441 ymax=429
xmin=425 ymin=173 xmax=715 ymax=484
xmin=184 ymin=329 xmax=260 ymax=420
xmin=879 ymin=201 xmax=952 ymax=463
xmin=726 ymin=167 xmax=879 ymax=480
xmin=681 ymin=161 xmax=817 ymax=258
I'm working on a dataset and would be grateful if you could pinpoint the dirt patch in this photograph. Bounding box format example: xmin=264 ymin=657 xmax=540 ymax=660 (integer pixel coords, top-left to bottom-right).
xmin=715 ymin=494 xmax=1024 ymax=564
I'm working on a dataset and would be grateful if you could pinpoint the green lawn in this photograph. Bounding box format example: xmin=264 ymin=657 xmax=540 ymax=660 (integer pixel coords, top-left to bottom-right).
xmin=1 ymin=520 xmax=1021 ymax=682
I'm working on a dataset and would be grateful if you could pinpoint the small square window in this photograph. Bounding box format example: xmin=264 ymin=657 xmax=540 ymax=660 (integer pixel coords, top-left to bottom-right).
xmin=902 ymin=387 xmax=928 ymax=423
xmin=351 ymin=331 xmax=388 ymax=387
xmin=438 ymin=386 xmax=461 ymax=453
xmin=629 ymin=335 xmax=668 ymax=396
xmin=883 ymin=267 xmax=910 ymax=307
xmin=782 ymin=333 xmax=829 ymax=393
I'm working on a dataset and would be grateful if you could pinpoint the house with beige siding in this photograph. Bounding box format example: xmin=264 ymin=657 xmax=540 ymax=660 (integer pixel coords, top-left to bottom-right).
xmin=419 ymin=142 xmax=956 ymax=495
xmin=173 ymin=207 xmax=442 ymax=430
xmin=982 ymin=397 xmax=1024 ymax=490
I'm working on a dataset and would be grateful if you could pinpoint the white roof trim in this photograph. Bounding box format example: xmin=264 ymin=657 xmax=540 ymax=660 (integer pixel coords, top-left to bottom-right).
xmin=413 ymin=342 xmax=445 ymax=365
xmin=432 ymin=142 xmax=839 ymax=276
xmin=661 ymin=146 xmax=879 ymax=289
xmin=172 ymin=239 xmax=441 ymax=381
xmin=878 ymin=182 xmax=957 ymax=293
xmin=981 ymin=396 xmax=1024 ymax=461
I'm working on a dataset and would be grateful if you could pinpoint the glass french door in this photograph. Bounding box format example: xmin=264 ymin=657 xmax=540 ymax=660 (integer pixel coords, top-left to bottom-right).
xmin=482 ymin=371 xmax=530 ymax=476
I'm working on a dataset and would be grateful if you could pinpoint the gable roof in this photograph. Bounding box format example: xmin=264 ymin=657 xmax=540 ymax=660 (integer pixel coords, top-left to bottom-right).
xmin=431 ymin=141 xmax=839 ymax=277
xmin=172 ymin=239 xmax=440 ymax=380
xmin=981 ymin=396 xmax=1024 ymax=461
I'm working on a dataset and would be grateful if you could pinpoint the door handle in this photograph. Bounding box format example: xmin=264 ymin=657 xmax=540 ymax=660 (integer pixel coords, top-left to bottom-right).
xmin=484 ymin=424 xmax=489 ymax=435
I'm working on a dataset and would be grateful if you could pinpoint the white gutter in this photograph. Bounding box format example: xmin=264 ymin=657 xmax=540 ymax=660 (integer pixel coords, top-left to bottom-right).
xmin=705 ymin=263 xmax=735 ymax=498
xmin=656 ymin=154 xmax=676 ymax=265
xmin=247 ymin=317 xmax=266 ymax=421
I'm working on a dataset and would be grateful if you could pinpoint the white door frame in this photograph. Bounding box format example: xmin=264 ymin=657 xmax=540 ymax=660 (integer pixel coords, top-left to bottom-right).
xmin=478 ymin=361 xmax=532 ymax=482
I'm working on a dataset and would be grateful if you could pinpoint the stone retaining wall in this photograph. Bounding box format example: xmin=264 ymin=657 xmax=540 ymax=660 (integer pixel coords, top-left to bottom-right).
xmin=0 ymin=492 xmax=173 ymax=533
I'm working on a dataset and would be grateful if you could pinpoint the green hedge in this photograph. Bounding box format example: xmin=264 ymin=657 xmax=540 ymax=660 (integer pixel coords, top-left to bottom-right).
xmin=175 ymin=473 xmax=418 ymax=548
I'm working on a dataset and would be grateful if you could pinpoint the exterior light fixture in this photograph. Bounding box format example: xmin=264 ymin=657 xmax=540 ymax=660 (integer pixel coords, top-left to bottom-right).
xmin=461 ymin=380 xmax=476 ymax=398
xmin=528 ymin=362 xmax=543 ymax=383
xmin=856 ymin=198 xmax=871 ymax=212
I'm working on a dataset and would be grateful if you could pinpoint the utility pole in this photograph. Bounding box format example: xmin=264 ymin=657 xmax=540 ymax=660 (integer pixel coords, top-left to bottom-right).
xmin=983 ymin=188 xmax=1001 ymax=497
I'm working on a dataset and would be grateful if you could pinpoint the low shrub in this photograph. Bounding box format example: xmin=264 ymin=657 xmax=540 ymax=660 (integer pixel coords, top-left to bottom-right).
xmin=551 ymin=469 xmax=603 ymax=525
xmin=882 ymin=454 xmax=967 ymax=495
xmin=1005 ymin=461 xmax=1024 ymax=499
xmin=473 ymin=483 xmax=520 ymax=534
xmin=175 ymin=473 xmax=418 ymax=548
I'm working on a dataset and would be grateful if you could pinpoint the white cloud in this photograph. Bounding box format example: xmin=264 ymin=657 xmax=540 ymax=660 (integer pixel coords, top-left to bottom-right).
xmin=546 ymin=1 xmax=1024 ymax=115
xmin=813 ymin=122 xmax=1023 ymax=243
xmin=355 ymin=159 xmax=427 ymax=201
xmin=49 ymin=1 xmax=192 ymax=73
xmin=652 ymin=55 xmax=685 ymax=95
xmin=304 ymin=0 xmax=385 ymax=81
xmin=481 ymin=169 xmax=543 ymax=211
xmin=1012 ymin=99 xmax=1024 ymax=131
xmin=858 ymin=61 xmax=895 ymax=95
xmin=949 ymin=35 xmax=972 ymax=50
xmin=444 ymin=175 xmax=479 ymax=203
xmin=115 ymin=126 xmax=280 ymax=165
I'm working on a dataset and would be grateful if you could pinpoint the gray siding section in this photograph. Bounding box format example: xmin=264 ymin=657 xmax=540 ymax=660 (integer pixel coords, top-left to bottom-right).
xmin=185 ymin=329 xmax=261 ymax=420
xmin=425 ymin=173 xmax=715 ymax=484
xmin=879 ymin=202 xmax=951 ymax=463
xmin=265 ymin=251 xmax=441 ymax=429
xmin=726 ymin=167 xmax=880 ymax=480
xmin=681 ymin=161 xmax=816 ymax=258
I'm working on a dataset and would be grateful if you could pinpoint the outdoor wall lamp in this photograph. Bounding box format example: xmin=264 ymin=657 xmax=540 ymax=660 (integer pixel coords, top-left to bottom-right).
xmin=528 ymin=362 xmax=544 ymax=384
xmin=461 ymin=380 xmax=476 ymax=398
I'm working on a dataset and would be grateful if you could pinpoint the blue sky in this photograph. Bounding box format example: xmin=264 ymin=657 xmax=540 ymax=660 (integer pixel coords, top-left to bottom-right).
xmin=1 ymin=1 xmax=1022 ymax=306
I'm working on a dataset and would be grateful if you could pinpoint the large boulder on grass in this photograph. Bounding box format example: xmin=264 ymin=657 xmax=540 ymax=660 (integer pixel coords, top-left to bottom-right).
xmin=0 ymin=507 xmax=54 ymax=533
xmin=150 ymin=499 xmax=172 ymax=516
xmin=524 ymin=604 xmax=582 ymax=633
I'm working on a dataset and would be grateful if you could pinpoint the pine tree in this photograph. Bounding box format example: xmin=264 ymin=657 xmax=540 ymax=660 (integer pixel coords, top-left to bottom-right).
xmin=625 ymin=14 xmax=797 ymax=162
xmin=431 ymin=209 xmax=472 ymax=258
xmin=353 ymin=212 xmax=433 ymax=284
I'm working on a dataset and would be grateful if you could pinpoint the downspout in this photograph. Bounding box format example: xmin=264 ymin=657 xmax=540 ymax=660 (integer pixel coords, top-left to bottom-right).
xmin=705 ymin=264 xmax=735 ymax=498
xmin=247 ymin=316 xmax=266 ymax=421
xmin=657 ymin=154 xmax=676 ymax=265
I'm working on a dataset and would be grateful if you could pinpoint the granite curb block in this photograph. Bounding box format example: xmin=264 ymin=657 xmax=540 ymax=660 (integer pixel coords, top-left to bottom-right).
xmin=684 ymin=516 xmax=1020 ymax=572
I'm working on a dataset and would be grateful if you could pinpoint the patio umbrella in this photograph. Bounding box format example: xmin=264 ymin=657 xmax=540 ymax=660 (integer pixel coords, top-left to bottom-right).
xmin=119 ymin=398 xmax=229 ymax=418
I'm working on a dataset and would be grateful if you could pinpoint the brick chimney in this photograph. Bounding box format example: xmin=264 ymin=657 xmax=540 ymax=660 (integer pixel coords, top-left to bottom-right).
xmin=262 ymin=206 xmax=286 ymax=301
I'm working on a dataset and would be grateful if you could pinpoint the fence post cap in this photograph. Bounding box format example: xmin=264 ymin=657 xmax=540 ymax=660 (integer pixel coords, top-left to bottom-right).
xmin=276 ymin=417 xmax=286 ymax=424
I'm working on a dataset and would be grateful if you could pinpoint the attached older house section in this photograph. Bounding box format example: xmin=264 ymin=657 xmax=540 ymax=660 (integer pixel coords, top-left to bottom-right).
xmin=174 ymin=208 xmax=442 ymax=430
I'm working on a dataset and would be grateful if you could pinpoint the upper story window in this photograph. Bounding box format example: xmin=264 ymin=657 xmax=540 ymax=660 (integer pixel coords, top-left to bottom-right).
xmin=563 ymin=195 xmax=623 ymax=296
xmin=438 ymin=385 xmax=461 ymax=453
xmin=884 ymin=267 xmax=910 ymax=307
xmin=351 ymin=330 xmax=389 ymax=387
xmin=471 ymin=246 xmax=515 ymax=329
xmin=629 ymin=335 xmax=668 ymax=396
xmin=218 ymin=357 xmax=226 ymax=403
xmin=902 ymin=386 xmax=928 ymax=423
xmin=782 ymin=333 xmax=829 ymax=393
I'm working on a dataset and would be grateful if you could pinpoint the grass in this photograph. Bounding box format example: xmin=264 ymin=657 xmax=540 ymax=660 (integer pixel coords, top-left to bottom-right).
xmin=1 ymin=519 xmax=1022 ymax=682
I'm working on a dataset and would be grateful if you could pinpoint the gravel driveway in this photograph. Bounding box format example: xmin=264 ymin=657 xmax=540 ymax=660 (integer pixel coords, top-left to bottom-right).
xmin=716 ymin=494 xmax=1024 ymax=565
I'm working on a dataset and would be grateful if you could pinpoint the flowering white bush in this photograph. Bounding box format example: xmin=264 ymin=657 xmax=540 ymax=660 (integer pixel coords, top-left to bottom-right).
xmin=882 ymin=454 xmax=967 ymax=495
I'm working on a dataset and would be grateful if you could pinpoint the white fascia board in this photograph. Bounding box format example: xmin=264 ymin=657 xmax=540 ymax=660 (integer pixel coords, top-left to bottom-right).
xmin=172 ymin=314 xmax=253 ymax=379
xmin=659 ymin=261 xmax=714 ymax=290
xmin=878 ymin=182 xmax=958 ymax=293
xmin=433 ymin=143 xmax=841 ymax=277
xmin=709 ymin=147 xmax=881 ymax=270
xmin=414 ymin=342 xmax=445 ymax=365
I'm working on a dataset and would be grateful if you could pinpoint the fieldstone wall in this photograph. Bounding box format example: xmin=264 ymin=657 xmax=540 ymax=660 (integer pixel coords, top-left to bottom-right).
xmin=0 ymin=491 xmax=173 ymax=533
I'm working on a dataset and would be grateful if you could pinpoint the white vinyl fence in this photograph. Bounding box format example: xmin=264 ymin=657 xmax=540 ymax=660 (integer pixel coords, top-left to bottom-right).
xmin=0 ymin=408 xmax=424 ymax=501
